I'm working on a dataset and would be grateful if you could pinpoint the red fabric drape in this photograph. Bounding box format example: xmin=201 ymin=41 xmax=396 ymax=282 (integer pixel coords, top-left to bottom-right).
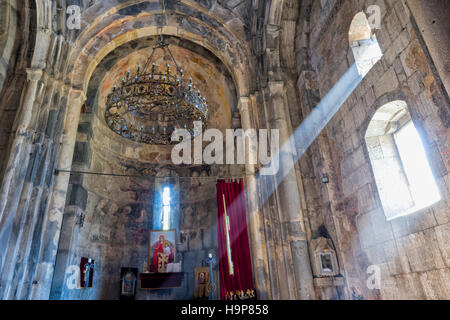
xmin=216 ymin=179 xmax=255 ymax=300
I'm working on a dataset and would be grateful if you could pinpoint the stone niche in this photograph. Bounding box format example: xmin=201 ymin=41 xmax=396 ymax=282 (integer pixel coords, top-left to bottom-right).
xmin=310 ymin=237 xmax=339 ymax=277
xmin=310 ymin=237 xmax=344 ymax=291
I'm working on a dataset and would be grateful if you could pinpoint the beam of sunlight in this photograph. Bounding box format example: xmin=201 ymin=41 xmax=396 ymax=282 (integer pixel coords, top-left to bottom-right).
xmin=258 ymin=63 xmax=364 ymax=206
xmin=220 ymin=63 xmax=366 ymax=266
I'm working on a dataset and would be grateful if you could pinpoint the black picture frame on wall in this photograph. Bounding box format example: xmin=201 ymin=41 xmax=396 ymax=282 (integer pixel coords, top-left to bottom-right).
xmin=120 ymin=267 xmax=138 ymax=300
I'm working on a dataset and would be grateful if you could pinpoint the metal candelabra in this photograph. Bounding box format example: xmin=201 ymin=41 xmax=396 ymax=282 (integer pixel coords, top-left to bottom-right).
xmin=205 ymin=253 xmax=216 ymax=300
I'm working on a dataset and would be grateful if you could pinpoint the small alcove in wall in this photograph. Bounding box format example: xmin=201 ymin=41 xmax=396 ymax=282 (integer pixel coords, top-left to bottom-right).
xmin=349 ymin=12 xmax=383 ymax=77
xmin=365 ymin=100 xmax=441 ymax=220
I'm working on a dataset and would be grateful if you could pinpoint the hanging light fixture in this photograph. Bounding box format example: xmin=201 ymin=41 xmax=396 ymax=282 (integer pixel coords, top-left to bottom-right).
xmin=105 ymin=35 xmax=208 ymax=145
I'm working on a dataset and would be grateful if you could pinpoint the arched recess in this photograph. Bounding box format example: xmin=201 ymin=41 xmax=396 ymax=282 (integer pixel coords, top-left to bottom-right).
xmin=348 ymin=11 xmax=382 ymax=76
xmin=43 ymin=0 xmax=275 ymax=301
xmin=153 ymin=169 xmax=180 ymax=232
xmin=64 ymin=2 xmax=253 ymax=97
xmin=365 ymin=100 xmax=441 ymax=220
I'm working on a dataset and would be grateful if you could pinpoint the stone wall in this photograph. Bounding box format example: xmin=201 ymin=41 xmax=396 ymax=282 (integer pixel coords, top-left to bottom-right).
xmin=295 ymin=0 xmax=449 ymax=299
xmin=52 ymin=170 xmax=219 ymax=300
xmin=0 ymin=0 xmax=448 ymax=301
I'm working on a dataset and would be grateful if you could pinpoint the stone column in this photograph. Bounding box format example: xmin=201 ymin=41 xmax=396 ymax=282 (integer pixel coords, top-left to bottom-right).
xmin=0 ymin=69 xmax=43 ymax=295
xmin=0 ymin=68 xmax=42 ymax=218
xmin=0 ymin=76 xmax=60 ymax=300
xmin=239 ymin=96 xmax=271 ymax=299
xmin=29 ymin=89 xmax=86 ymax=300
xmin=11 ymin=81 xmax=67 ymax=300
xmin=267 ymin=81 xmax=315 ymax=300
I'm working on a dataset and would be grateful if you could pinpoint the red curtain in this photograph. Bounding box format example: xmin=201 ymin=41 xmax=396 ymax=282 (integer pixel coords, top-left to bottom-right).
xmin=216 ymin=179 xmax=255 ymax=300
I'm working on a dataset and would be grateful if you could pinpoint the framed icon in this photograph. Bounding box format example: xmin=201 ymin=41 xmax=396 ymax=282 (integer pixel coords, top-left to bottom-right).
xmin=148 ymin=230 xmax=176 ymax=273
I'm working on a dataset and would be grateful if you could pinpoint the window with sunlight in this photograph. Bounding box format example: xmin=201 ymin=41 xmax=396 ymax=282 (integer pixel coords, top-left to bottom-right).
xmin=394 ymin=121 xmax=441 ymax=215
xmin=349 ymin=12 xmax=383 ymax=77
xmin=162 ymin=186 xmax=171 ymax=230
xmin=365 ymin=101 xmax=440 ymax=220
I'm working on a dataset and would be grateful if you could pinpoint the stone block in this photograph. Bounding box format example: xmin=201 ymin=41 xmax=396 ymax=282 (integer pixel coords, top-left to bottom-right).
xmin=393 ymin=28 xmax=411 ymax=57
xmin=394 ymin=273 xmax=425 ymax=299
xmin=351 ymin=146 xmax=366 ymax=170
xmin=405 ymin=208 xmax=438 ymax=234
xmin=434 ymin=223 xmax=450 ymax=267
xmin=375 ymin=22 xmax=392 ymax=52
xmin=363 ymin=87 xmax=376 ymax=110
xmin=400 ymin=229 xmax=445 ymax=272
xmin=365 ymin=243 xmax=385 ymax=266
xmin=370 ymin=207 xmax=394 ymax=243
xmin=399 ymin=40 xmax=428 ymax=77
xmin=352 ymin=104 xmax=367 ymax=130
xmin=393 ymin=0 xmax=410 ymax=29
xmin=427 ymin=142 xmax=447 ymax=178
xmin=356 ymin=212 xmax=375 ymax=249
xmin=380 ymin=275 xmax=399 ymax=299
xmin=419 ymin=269 xmax=449 ymax=299
xmin=432 ymin=199 xmax=450 ymax=225
xmin=385 ymin=10 xmax=403 ymax=42
xmin=406 ymin=71 xmax=424 ymax=96
xmin=382 ymin=44 xmax=397 ymax=67
xmin=374 ymin=67 xmax=398 ymax=98
xmin=382 ymin=241 xmax=403 ymax=276
xmin=357 ymin=183 xmax=379 ymax=214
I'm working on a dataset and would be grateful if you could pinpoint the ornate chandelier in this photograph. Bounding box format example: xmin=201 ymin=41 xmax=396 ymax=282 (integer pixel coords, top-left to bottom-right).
xmin=105 ymin=36 xmax=208 ymax=145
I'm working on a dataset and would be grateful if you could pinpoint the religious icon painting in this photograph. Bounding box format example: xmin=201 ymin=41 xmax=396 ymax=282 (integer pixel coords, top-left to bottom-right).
xmin=120 ymin=267 xmax=138 ymax=300
xmin=148 ymin=230 xmax=176 ymax=273
xmin=80 ymin=257 xmax=95 ymax=288
xmin=194 ymin=267 xmax=210 ymax=298
xmin=319 ymin=252 xmax=335 ymax=274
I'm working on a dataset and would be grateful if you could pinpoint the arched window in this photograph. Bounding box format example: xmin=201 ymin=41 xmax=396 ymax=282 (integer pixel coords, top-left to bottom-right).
xmin=365 ymin=101 xmax=441 ymax=220
xmin=349 ymin=12 xmax=383 ymax=76
xmin=153 ymin=170 xmax=180 ymax=231
xmin=162 ymin=186 xmax=171 ymax=230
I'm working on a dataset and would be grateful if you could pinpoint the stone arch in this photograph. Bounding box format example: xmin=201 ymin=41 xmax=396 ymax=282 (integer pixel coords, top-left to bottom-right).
xmin=359 ymin=85 xmax=438 ymax=141
xmin=80 ymin=35 xmax=237 ymax=168
xmin=361 ymin=90 xmax=409 ymax=136
xmin=342 ymin=0 xmax=393 ymax=52
xmin=265 ymin=0 xmax=301 ymax=79
xmin=64 ymin=2 xmax=253 ymax=98
xmin=364 ymin=97 xmax=441 ymax=219
xmin=348 ymin=10 xmax=382 ymax=76
xmin=44 ymin=1 xmax=261 ymax=300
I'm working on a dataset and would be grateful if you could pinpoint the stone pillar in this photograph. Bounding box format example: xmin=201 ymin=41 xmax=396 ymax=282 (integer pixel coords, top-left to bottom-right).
xmin=29 ymin=89 xmax=86 ymax=300
xmin=267 ymin=81 xmax=315 ymax=300
xmin=0 ymin=68 xmax=42 ymax=218
xmin=0 ymin=69 xmax=43 ymax=296
xmin=239 ymin=97 xmax=271 ymax=299
xmin=0 ymin=76 xmax=61 ymax=300
xmin=12 ymin=82 xmax=68 ymax=300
